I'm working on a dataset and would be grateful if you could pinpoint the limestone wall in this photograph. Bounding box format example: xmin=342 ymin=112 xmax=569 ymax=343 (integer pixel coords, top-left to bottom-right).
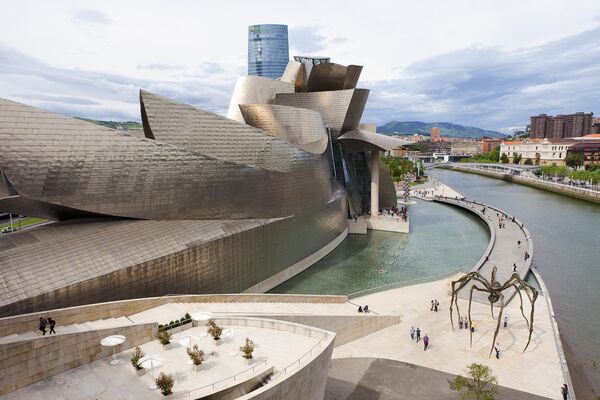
xmin=0 ymin=322 xmax=156 ymax=396
xmin=0 ymin=294 xmax=347 ymax=338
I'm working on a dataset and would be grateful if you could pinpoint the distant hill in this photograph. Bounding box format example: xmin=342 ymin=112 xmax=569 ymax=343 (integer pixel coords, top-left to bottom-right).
xmin=378 ymin=121 xmax=505 ymax=138
xmin=76 ymin=118 xmax=142 ymax=130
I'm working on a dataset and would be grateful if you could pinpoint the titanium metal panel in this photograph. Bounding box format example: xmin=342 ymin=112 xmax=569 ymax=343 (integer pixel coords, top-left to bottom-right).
xmin=274 ymin=89 xmax=369 ymax=133
xmin=226 ymin=76 xmax=294 ymax=123
xmin=304 ymin=63 xmax=363 ymax=92
xmin=0 ymin=98 xmax=332 ymax=220
xmin=0 ymin=188 xmax=348 ymax=317
xmin=338 ymin=129 xmax=413 ymax=152
xmin=239 ymin=104 xmax=328 ymax=154
xmin=281 ymin=60 xmax=302 ymax=83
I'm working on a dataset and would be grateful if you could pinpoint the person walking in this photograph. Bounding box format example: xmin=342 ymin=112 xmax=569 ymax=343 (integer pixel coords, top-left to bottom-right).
xmin=38 ymin=317 xmax=47 ymax=336
xmin=494 ymin=343 xmax=500 ymax=359
xmin=410 ymin=327 xmax=415 ymax=341
xmin=513 ymin=264 xmax=517 ymax=273
xmin=459 ymin=317 xmax=463 ymax=329
xmin=517 ymin=240 xmax=521 ymax=247
xmin=434 ymin=299 xmax=439 ymax=312
xmin=48 ymin=317 xmax=56 ymax=334
xmin=416 ymin=327 xmax=421 ymax=342
xmin=430 ymin=300 xmax=434 ymax=311
xmin=503 ymin=316 xmax=508 ymax=328
xmin=423 ymin=334 xmax=430 ymax=351
xmin=561 ymin=384 xmax=569 ymax=400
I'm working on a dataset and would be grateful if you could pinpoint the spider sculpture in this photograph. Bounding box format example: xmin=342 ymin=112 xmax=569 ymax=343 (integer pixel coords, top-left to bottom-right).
xmin=449 ymin=266 xmax=538 ymax=357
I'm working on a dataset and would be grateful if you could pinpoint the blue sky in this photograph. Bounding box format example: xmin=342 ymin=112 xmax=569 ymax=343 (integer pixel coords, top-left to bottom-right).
xmin=1 ymin=0 xmax=599 ymax=134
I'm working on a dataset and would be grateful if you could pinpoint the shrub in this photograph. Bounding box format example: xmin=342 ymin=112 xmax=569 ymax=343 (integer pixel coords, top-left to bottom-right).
xmin=207 ymin=320 xmax=223 ymax=341
xmin=240 ymin=338 xmax=255 ymax=359
xmin=155 ymin=372 xmax=174 ymax=396
xmin=453 ymin=363 xmax=498 ymax=400
xmin=184 ymin=313 xmax=191 ymax=320
xmin=156 ymin=330 xmax=172 ymax=345
xmin=186 ymin=344 xmax=204 ymax=365
xmin=130 ymin=346 xmax=144 ymax=370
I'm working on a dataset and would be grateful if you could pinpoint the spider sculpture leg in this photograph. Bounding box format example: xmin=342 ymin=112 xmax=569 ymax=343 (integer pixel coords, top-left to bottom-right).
xmin=499 ymin=273 xmax=539 ymax=353
xmin=488 ymin=293 xmax=505 ymax=358
xmin=450 ymin=274 xmax=476 ymax=331
xmin=467 ymin=284 xmax=488 ymax=348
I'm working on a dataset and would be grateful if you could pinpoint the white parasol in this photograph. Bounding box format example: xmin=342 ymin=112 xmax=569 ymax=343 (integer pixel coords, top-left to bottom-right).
xmin=139 ymin=354 xmax=164 ymax=389
xmin=223 ymin=329 xmax=237 ymax=357
xmin=100 ymin=335 xmax=126 ymax=365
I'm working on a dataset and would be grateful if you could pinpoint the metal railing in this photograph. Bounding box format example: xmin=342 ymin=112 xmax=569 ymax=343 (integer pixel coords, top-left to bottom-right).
xmin=272 ymin=332 xmax=329 ymax=380
xmin=174 ymin=359 xmax=269 ymax=399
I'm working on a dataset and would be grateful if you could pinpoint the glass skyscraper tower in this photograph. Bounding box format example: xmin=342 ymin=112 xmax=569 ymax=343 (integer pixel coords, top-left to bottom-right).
xmin=248 ymin=24 xmax=289 ymax=79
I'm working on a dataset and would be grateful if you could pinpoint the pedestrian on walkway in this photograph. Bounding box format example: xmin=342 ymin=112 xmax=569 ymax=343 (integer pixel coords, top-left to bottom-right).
xmin=48 ymin=317 xmax=56 ymax=334
xmin=38 ymin=317 xmax=47 ymax=336
xmin=459 ymin=317 xmax=463 ymax=329
xmin=524 ymin=251 xmax=530 ymax=261
xmin=358 ymin=305 xmax=363 ymax=313
xmin=513 ymin=264 xmax=517 ymax=273
xmin=434 ymin=299 xmax=439 ymax=312
xmin=470 ymin=322 xmax=475 ymax=333
xmin=430 ymin=300 xmax=434 ymax=311
xmin=423 ymin=334 xmax=430 ymax=351
xmin=410 ymin=326 xmax=415 ymax=340
xmin=517 ymin=240 xmax=521 ymax=247
xmin=494 ymin=343 xmax=501 ymax=359
xmin=416 ymin=327 xmax=421 ymax=342
xmin=561 ymin=384 xmax=569 ymax=400
xmin=503 ymin=316 xmax=508 ymax=328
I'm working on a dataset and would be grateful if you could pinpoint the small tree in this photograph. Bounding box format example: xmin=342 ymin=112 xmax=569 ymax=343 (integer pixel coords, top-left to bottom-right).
xmin=240 ymin=338 xmax=255 ymax=359
xmin=535 ymin=152 xmax=541 ymax=165
xmin=565 ymin=154 xmax=583 ymax=169
xmin=524 ymin=158 xmax=533 ymax=165
xmin=186 ymin=344 xmax=204 ymax=365
xmin=130 ymin=346 xmax=145 ymax=370
xmin=155 ymin=372 xmax=174 ymax=396
xmin=156 ymin=330 xmax=172 ymax=345
xmin=500 ymin=153 xmax=509 ymax=164
xmin=453 ymin=363 xmax=498 ymax=400
xmin=207 ymin=320 xmax=223 ymax=341
xmin=513 ymin=153 xmax=522 ymax=164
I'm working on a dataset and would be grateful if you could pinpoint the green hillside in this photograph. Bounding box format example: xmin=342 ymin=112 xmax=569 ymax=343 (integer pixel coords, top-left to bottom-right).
xmin=378 ymin=121 xmax=505 ymax=138
xmin=75 ymin=118 xmax=142 ymax=130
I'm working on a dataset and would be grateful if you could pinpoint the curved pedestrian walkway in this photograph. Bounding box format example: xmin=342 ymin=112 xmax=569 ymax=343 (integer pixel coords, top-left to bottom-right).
xmin=433 ymin=196 xmax=533 ymax=305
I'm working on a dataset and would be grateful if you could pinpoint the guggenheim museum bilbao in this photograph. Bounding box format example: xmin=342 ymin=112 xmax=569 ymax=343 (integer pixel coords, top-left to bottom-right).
xmin=0 ymin=59 xmax=407 ymax=317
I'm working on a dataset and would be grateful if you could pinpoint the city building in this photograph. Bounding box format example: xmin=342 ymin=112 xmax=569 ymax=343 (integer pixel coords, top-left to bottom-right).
xmin=482 ymin=137 xmax=503 ymax=153
xmin=530 ymin=112 xmax=594 ymax=139
xmin=593 ymin=117 xmax=600 ymax=134
xmin=248 ymin=24 xmax=289 ymax=79
xmin=0 ymin=59 xmax=409 ymax=317
xmin=430 ymin=127 xmax=441 ymax=142
xmin=500 ymin=138 xmax=577 ymax=165
xmin=567 ymin=141 xmax=600 ymax=167
xmin=450 ymin=141 xmax=482 ymax=155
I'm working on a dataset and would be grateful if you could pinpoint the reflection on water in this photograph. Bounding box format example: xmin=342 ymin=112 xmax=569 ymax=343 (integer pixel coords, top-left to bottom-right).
xmin=270 ymin=199 xmax=489 ymax=295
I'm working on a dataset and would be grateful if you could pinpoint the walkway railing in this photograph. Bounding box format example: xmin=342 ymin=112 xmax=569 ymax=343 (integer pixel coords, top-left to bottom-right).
xmin=348 ymin=267 xmax=471 ymax=299
xmin=272 ymin=331 xmax=329 ymax=380
xmin=174 ymin=359 xmax=269 ymax=399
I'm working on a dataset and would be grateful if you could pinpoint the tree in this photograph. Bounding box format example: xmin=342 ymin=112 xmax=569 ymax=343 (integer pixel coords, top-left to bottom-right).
xmin=500 ymin=153 xmax=509 ymax=164
xmin=524 ymin=158 xmax=533 ymax=165
xmin=513 ymin=153 xmax=522 ymax=164
xmin=535 ymin=153 xmax=541 ymax=165
xmin=565 ymin=154 xmax=584 ymax=170
xmin=453 ymin=363 xmax=499 ymax=400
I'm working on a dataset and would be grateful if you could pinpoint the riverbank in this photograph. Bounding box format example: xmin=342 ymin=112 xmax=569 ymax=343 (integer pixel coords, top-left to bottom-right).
xmin=438 ymin=164 xmax=600 ymax=205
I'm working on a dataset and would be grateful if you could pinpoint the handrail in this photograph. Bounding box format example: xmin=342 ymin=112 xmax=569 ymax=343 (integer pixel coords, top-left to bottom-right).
xmin=174 ymin=359 xmax=269 ymax=399
xmin=272 ymin=331 xmax=329 ymax=379
xmin=348 ymin=267 xmax=471 ymax=299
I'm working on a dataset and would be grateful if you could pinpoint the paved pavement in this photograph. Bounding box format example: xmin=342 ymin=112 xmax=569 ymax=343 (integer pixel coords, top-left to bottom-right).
xmin=326 ymin=358 xmax=552 ymax=400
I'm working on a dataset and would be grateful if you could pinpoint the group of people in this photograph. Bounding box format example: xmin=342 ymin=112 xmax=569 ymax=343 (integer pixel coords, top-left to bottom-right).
xmin=458 ymin=316 xmax=476 ymax=332
xmin=497 ymin=213 xmax=507 ymax=229
xmin=429 ymin=299 xmax=440 ymax=312
xmin=409 ymin=326 xmax=430 ymax=351
xmin=380 ymin=206 xmax=408 ymax=222
xmin=38 ymin=317 xmax=56 ymax=335
xmin=357 ymin=305 xmax=370 ymax=313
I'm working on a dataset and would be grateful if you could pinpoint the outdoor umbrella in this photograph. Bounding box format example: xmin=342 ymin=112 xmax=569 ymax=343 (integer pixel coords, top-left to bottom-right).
xmin=100 ymin=335 xmax=126 ymax=365
xmin=139 ymin=354 xmax=164 ymax=389
xmin=223 ymin=328 xmax=238 ymax=357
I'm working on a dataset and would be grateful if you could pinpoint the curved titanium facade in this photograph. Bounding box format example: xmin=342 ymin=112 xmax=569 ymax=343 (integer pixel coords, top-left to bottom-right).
xmin=226 ymin=76 xmax=294 ymax=123
xmin=274 ymin=89 xmax=369 ymax=134
xmin=239 ymin=104 xmax=329 ymax=154
xmin=248 ymin=24 xmax=289 ymax=79
xmin=304 ymin=63 xmax=363 ymax=92
xmin=338 ymin=128 xmax=412 ymax=152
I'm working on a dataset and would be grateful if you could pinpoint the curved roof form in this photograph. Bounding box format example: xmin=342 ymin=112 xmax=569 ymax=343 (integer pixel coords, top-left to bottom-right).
xmin=304 ymin=63 xmax=363 ymax=93
xmin=0 ymin=98 xmax=333 ymax=221
xmin=337 ymin=129 xmax=413 ymax=152
xmin=140 ymin=90 xmax=319 ymax=172
xmin=239 ymin=104 xmax=328 ymax=154
xmin=274 ymin=89 xmax=369 ymax=134
xmin=226 ymin=76 xmax=294 ymax=123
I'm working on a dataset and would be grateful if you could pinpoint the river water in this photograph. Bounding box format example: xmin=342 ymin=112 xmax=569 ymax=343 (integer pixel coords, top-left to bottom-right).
xmin=271 ymin=168 xmax=600 ymax=398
